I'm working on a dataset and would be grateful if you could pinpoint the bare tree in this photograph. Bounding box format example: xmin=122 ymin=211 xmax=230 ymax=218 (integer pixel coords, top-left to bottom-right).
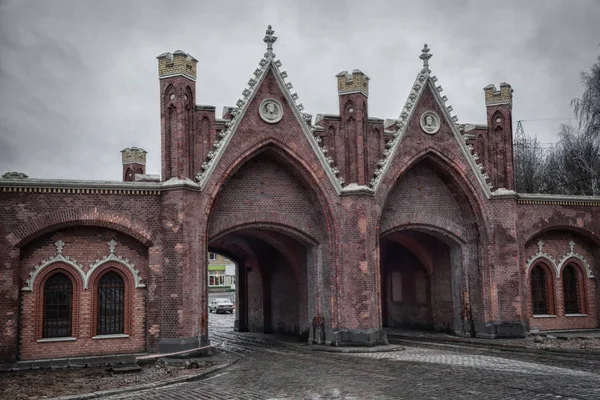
xmin=515 ymin=51 xmax=600 ymax=195
xmin=572 ymin=54 xmax=600 ymax=138
xmin=540 ymin=124 xmax=600 ymax=196
xmin=514 ymin=128 xmax=546 ymax=193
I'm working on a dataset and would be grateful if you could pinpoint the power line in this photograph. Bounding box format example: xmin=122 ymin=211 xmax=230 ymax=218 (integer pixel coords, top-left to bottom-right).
xmin=516 ymin=118 xmax=573 ymax=122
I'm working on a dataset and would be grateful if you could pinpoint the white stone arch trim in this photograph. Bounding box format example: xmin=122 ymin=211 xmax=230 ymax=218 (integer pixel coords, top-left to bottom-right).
xmin=525 ymin=240 xmax=559 ymax=278
xmin=85 ymin=240 xmax=146 ymax=289
xmin=22 ymin=239 xmax=146 ymax=292
xmin=22 ymin=240 xmax=86 ymax=292
xmin=557 ymin=241 xmax=594 ymax=279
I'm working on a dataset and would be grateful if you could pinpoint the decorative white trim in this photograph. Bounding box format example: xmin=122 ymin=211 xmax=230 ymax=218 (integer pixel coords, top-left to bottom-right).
xmin=532 ymin=314 xmax=557 ymax=319
xmin=158 ymin=73 xmax=196 ymax=82
xmin=557 ymin=241 xmax=594 ymax=278
xmin=368 ymin=44 xmax=493 ymax=195
xmin=22 ymin=239 xmax=146 ymax=292
xmin=525 ymin=240 xmax=595 ymax=279
xmin=259 ymin=98 xmax=283 ymax=123
xmin=22 ymin=240 xmax=86 ymax=292
xmin=525 ymin=240 xmax=558 ymax=277
xmin=37 ymin=337 xmax=77 ymax=343
xmin=86 ymin=240 xmax=146 ymax=289
xmin=565 ymin=314 xmax=588 ymax=317
xmin=92 ymin=334 xmax=130 ymax=340
xmin=194 ymin=26 xmax=344 ymax=192
xmin=420 ymin=111 xmax=440 ymax=134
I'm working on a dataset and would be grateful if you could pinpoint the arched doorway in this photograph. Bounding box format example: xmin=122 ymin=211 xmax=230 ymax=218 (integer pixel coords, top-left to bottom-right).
xmin=380 ymin=230 xmax=461 ymax=334
xmin=209 ymin=227 xmax=311 ymax=338
xmin=205 ymin=147 xmax=333 ymax=343
xmin=378 ymin=156 xmax=486 ymax=337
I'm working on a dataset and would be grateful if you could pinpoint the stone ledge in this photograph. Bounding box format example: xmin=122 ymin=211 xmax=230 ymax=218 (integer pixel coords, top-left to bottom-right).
xmin=92 ymin=334 xmax=130 ymax=340
xmin=37 ymin=337 xmax=77 ymax=343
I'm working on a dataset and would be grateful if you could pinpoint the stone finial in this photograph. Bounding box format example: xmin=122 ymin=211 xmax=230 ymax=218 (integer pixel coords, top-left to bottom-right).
xmin=336 ymin=69 xmax=370 ymax=96
xmin=55 ymin=240 xmax=65 ymax=254
xmin=157 ymin=50 xmax=198 ymax=80
xmin=483 ymin=82 xmax=513 ymax=107
xmin=121 ymin=147 xmax=147 ymax=165
xmin=263 ymin=25 xmax=277 ymax=57
xmin=108 ymin=239 xmax=118 ymax=254
xmin=1 ymin=171 xmax=28 ymax=179
xmin=419 ymin=43 xmax=432 ymax=72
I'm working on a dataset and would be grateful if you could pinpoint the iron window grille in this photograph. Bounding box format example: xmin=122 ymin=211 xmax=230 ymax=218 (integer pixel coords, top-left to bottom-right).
xmin=97 ymin=272 xmax=125 ymax=335
xmin=43 ymin=273 xmax=73 ymax=338
xmin=563 ymin=265 xmax=581 ymax=314
xmin=531 ymin=266 xmax=549 ymax=315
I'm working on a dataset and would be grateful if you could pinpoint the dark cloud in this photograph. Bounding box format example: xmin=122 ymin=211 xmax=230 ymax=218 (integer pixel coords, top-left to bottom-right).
xmin=1 ymin=0 xmax=599 ymax=179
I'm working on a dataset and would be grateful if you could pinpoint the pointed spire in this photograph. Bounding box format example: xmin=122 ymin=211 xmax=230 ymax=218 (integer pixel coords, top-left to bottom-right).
xmin=419 ymin=43 xmax=432 ymax=73
xmin=263 ymin=25 xmax=277 ymax=58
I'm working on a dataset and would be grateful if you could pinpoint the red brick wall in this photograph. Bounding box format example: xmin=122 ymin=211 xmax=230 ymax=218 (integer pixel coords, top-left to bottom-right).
xmin=5 ymin=56 xmax=600 ymax=360
xmin=18 ymin=227 xmax=148 ymax=360
xmin=0 ymin=191 xmax=161 ymax=361
xmin=523 ymin=232 xmax=597 ymax=331
xmin=485 ymin=103 xmax=514 ymax=190
xmin=208 ymin=152 xmax=326 ymax=242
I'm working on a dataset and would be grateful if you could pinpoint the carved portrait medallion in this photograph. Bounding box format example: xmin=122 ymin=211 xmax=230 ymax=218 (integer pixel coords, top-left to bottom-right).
xmin=259 ymin=98 xmax=283 ymax=123
xmin=420 ymin=111 xmax=440 ymax=134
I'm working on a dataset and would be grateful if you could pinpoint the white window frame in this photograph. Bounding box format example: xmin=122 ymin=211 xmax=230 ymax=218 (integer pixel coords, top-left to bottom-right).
xmin=208 ymin=270 xmax=225 ymax=287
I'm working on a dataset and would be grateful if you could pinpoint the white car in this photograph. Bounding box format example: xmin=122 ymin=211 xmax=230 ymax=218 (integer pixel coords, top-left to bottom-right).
xmin=209 ymin=298 xmax=234 ymax=314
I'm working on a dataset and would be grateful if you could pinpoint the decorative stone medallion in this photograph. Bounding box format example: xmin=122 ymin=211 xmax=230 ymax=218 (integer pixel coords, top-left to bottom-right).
xmin=259 ymin=98 xmax=283 ymax=123
xmin=420 ymin=111 xmax=440 ymax=134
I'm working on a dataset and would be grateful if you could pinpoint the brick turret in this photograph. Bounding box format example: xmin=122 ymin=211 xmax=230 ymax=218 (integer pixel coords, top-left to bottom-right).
xmin=121 ymin=147 xmax=146 ymax=182
xmin=157 ymin=50 xmax=198 ymax=180
xmin=336 ymin=70 xmax=370 ymax=185
xmin=483 ymin=82 xmax=514 ymax=190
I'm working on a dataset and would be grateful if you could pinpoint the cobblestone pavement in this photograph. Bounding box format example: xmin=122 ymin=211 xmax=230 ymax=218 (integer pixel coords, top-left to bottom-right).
xmin=102 ymin=315 xmax=600 ymax=399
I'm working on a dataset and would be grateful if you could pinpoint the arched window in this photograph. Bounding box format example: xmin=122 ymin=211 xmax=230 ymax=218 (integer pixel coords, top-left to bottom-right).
xmin=531 ymin=265 xmax=552 ymax=315
xmin=97 ymin=272 xmax=125 ymax=335
xmin=43 ymin=273 xmax=73 ymax=338
xmin=563 ymin=264 xmax=582 ymax=314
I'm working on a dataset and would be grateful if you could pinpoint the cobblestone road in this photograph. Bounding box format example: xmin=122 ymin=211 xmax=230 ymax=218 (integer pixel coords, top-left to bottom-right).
xmin=104 ymin=314 xmax=600 ymax=399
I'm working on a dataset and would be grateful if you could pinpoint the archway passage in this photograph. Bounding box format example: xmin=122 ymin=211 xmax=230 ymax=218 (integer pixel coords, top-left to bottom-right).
xmin=206 ymin=146 xmax=332 ymax=343
xmin=380 ymin=230 xmax=456 ymax=334
xmin=209 ymin=227 xmax=309 ymax=339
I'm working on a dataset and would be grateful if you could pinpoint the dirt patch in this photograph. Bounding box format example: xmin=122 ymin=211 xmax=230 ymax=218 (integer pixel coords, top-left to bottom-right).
xmin=0 ymin=360 xmax=216 ymax=400
xmin=525 ymin=336 xmax=600 ymax=351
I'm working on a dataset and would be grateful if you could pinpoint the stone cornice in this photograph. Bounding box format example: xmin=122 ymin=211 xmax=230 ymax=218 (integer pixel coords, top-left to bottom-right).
xmin=517 ymin=193 xmax=600 ymax=206
xmin=0 ymin=177 xmax=202 ymax=195
xmin=487 ymin=190 xmax=600 ymax=206
xmin=0 ymin=178 xmax=161 ymax=195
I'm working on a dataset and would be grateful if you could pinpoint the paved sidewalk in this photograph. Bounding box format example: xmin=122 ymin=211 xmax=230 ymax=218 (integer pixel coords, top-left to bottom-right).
xmin=385 ymin=327 xmax=600 ymax=357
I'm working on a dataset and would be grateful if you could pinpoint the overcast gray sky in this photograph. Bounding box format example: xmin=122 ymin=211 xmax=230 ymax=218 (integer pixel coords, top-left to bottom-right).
xmin=1 ymin=0 xmax=599 ymax=180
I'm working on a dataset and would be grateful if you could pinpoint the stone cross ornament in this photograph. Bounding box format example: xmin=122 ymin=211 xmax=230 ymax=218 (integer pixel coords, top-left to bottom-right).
xmin=263 ymin=25 xmax=277 ymax=57
xmin=419 ymin=43 xmax=432 ymax=72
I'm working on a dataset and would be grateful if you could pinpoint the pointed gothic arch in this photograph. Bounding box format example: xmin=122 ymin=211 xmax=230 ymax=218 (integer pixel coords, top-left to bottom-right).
xmin=378 ymin=149 xmax=488 ymax=237
xmin=378 ymin=149 xmax=490 ymax=336
xmin=205 ymin=139 xmax=336 ymax=243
